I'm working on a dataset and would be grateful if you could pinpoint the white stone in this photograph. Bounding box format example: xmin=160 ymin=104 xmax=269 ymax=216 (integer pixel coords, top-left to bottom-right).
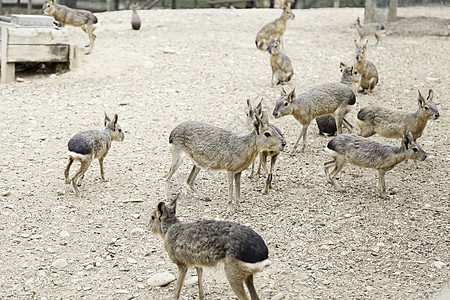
xmin=272 ymin=293 xmax=286 ymax=300
xmin=127 ymin=257 xmax=137 ymax=264
xmin=130 ymin=227 xmax=145 ymax=236
xmin=146 ymin=272 xmax=176 ymax=287
xmin=185 ymin=276 xmax=198 ymax=285
xmin=434 ymin=261 xmax=446 ymax=269
xmin=51 ymin=258 xmax=68 ymax=269
xmin=59 ymin=230 xmax=70 ymax=238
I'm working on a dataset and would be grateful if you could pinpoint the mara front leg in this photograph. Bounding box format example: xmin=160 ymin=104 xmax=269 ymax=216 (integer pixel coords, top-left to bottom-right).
xmin=291 ymin=124 xmax=309 ymax=155
xmin=174 ymin=265 xmax=188 ymax=300
xmin=377 ymin=169 xmax=388 ymax=199
xmin=227 ymin=171 xmax=235 ymax=213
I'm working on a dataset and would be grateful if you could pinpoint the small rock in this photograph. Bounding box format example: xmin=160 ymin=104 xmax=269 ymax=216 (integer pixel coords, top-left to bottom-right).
xmin=24 ymin=278 xmax=34 ymax=290
xmin=271 ymin=293 xmax=286 ymax=300
xmin=137 ymin=283 xmax=145 ymax=289
xmin=127 ymin=257 xmax=137 ymax=264
xmin=2 ymin=191 xmax=11 ymax=196
xmin=16 ymin=77 xmax=25 ymax=82
xmin=146 ymin=272 xmax=176 ymax=287
xmin=59 ymin=231 xmax=70 ymax=238
xmin=115 ymin=289 xmax=129 ymax=294
xmin=344 ymin=213 xmax=352 ymax=218
xmin=434 ymin=261 xmax=446 ymax=269
xmin=185 ymin=276 xmax=198 ymax=285
xmin=51 ymin=258 xmax=68 ymax=269
xmin=130 ymin=228 xmax=145 ymax=236
xmin=49 ymin=74 xmax=57 ymax=79
xmin=85 ymin=264 xmax=94 ymax=271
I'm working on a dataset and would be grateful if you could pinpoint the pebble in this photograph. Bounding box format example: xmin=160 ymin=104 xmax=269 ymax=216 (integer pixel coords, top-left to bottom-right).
xmin=115 ymin=289 xmax=129 ymax=294
xmin=85 ymin=264 xmax=94 ymax=271
xmin=127 ymin=257 xmax=137 ymax=264
xmin=434 ymin=261 xmax=446 ymax=269
xmin=130 ymin=228 xmax=145 ymax=236
xmin=271 ymin=293 xmax=286 ymax=300
xmin=2 ymin=191 xmax=11 ymax=196
xmin=51 ymin=258 xmax=68 ymax=269
xmin=59 ymin=230 xmax=70 ymax=238
xmin=185 ymin=276 xmax=198 ymax=285
xmin=146 ymin=272 xmax=176 ymax=287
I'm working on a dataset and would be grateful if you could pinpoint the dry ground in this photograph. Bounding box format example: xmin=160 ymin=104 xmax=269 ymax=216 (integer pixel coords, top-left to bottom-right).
xmin=0 ymin=6 xmax=449 ymax=300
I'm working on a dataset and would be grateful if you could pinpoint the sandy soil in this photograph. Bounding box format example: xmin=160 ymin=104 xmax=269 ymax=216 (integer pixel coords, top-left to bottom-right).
xmin=0 ymin=6 xmax=449 ymax=300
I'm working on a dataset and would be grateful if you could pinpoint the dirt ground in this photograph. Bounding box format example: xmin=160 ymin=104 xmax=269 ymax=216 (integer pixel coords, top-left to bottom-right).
xmin=0 ymin=5 xmax=449 ymax=300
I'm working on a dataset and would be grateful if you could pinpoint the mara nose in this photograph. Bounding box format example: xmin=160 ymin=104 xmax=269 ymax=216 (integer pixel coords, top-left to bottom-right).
xmin=422 ymin=153 xmax=427 ymax=161
xmin=273 ymin=112 xmax=279 ymax=118
xmin=434 ymin=113 xmax=439 ymax=120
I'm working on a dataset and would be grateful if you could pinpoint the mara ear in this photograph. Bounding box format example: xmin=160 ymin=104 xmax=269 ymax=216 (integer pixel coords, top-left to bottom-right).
xmin=104 ymin=112 xmax=111 ymax=126
xmin=246 ymin=99 xmax=251 ymax=109
xmin=406 ymin=131 xmax=414 ymax=141
xmin=168 ymin=194 xmax=179 ymax=215
xmin=256 ymin=99 xmax=263 ymax=115
xmin=418 ymin=89 xmax=425 ymax=107
xmin=363 ymin=40 xmax=368 ymax=49
xmin=280 ymin=86 xmax=287 ymax=96
xmin=354 ymin=39 xmax=359 ymax=47
xmin=156 ymin=202 xmax=168 ymax=221
xmin=427 ymin=89 xmax=433 ymax=101
xmin=401 ymin=131 xmax=412 ymax=150
xmin=253 ymin=114 xmax=263 ymax=135
xmin=287 ymin=88 xmax=296 ymax=102
xmin=112 ymin=114 xmax=119 ymax=130
xmin=340 ymin=62 xmax=346 ymax=71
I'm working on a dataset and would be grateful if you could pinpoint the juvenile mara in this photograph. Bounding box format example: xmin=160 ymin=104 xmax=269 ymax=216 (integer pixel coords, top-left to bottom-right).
xmin=351 ymin=17 xmax=385 ymax=46
xmin=166 ymin=118 xmax=286 ymax=213
xmin=42 ymin=0 xmax=98 ymax=54
xmin=150 ymin=197 xmax=270 ymax=300
xmin=255 ymin=6 xmax=295 ymax=51
xmin=65 ymin=113 xmax=124 ymax=196
xmin=268 ymin=39 xmax=294 ymax=86
xmin=324 ymin=132 xmax=427 ymax=199
xmin=354 ymin=40 xmax=378 ymax=94
xmin=357 ymin=89 xmax=439 ymax=140
xmin=272 ymin=63 xmax=358 ymax=154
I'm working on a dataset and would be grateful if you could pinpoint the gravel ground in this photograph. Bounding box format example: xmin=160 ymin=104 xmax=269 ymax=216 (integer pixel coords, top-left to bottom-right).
xmin=0 ymin=6 xmax=449 ymax=300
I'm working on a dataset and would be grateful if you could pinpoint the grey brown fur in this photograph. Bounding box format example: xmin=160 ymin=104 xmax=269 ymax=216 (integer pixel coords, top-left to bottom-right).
xmin=65 ymin=113 xmax=124 ymax=196
xmin=324 ymin=132 xmax=427 ymax=198
xmin=268 ymin=39 xmax=294 ymax=86
xmin=272 ymin=63 xmax=358 ymax=154
xmin=42 ymin=0 xmax=98 ymax=54
xmin=351 ymin=17 xmax=385 ymax=46
xmin=246 ymin=99 xmax=282 ymax=194
xmin=166 ymin=119 xmax=286 ymax=213
xmin=150 ymin=197 xmax=270 ymax=300
xmin=357 ymin=89 xmax=439 ymax=140
xmin=354 ymin=40 xmax=378 ymax=94
xmin=131 ymin=4 xmax=141 ymax=30
xmin=316 ymin=63 xmax=358 ymax=136
xmin=255 ymin=6 xmax=295 ymax=51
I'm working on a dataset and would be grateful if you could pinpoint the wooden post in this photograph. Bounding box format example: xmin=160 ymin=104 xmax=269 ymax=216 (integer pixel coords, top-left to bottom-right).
xmin=27 ymin=0 xmax=32 ymax=13
xmin=0 ymin=0 xmax=3 ymax=16
xmin=364 ymin=0 xmax=376 ymax=24
xmin=106 ymin=0 xmax=114 ymax=11
xmin=333 ymin=0 xmax=339 ymax=8
xmin=1 ymin=27 xmax=15 ymax=84
xmin=389 ymin=0 xmax=398 ymax=22
xmin=171 ymin=0 xmax=176 ymax=8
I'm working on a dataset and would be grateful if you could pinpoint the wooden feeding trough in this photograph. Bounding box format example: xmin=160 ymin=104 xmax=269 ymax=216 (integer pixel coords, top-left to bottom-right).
xmin=0 ymin=14 xmax=75 ymax=84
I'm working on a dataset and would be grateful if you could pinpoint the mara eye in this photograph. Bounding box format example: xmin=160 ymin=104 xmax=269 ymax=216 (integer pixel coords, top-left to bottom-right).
xmin=151 ymin=215 xmax=155 ymax=220
xmin=284 ymin=102 xmax=288 ymax=107
xmin=118 ymin=129 xmax=122 ymax=132
xmin=413 ymin=148 xmax=418 ymax=152
xmin=264 ymin=132 xmax=271 ymax=137
xmin=424 ymin=107 xmax=429 ymax=110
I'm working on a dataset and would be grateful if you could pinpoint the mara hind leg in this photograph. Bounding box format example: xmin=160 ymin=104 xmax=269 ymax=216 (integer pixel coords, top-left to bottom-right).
xmin=245 ymin=274 xmax=260 ymax=300
xmin=224 ymin=259 xmax=249 ymax=300
xmin=165 ymin=148 xmax=185 ymax=201
xmin=71 ymin=157 xmax=92 ymax=197
xmin=187 ymin=165 xmax=211 ymax=202
xmin=65 ymin=157 xmax=74 ymax=184
xmin=174 ymin=265 xmax=188 ymax=300
xmin=83 ymin=24 xmax=96 ymax=54
xmin=328 ymin=156 xmax=347 ymax=192
xmin=195 ymin=267 xmax=205 ymax=300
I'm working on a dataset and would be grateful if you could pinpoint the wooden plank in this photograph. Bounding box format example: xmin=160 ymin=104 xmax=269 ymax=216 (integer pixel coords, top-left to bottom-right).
xmin=1 ymin=26 xmax=14 ymax=84
xmin=7 ymin=44 xmax=69 ymax=62
xmin=7 ymin=27 xmax=69 ymax=45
